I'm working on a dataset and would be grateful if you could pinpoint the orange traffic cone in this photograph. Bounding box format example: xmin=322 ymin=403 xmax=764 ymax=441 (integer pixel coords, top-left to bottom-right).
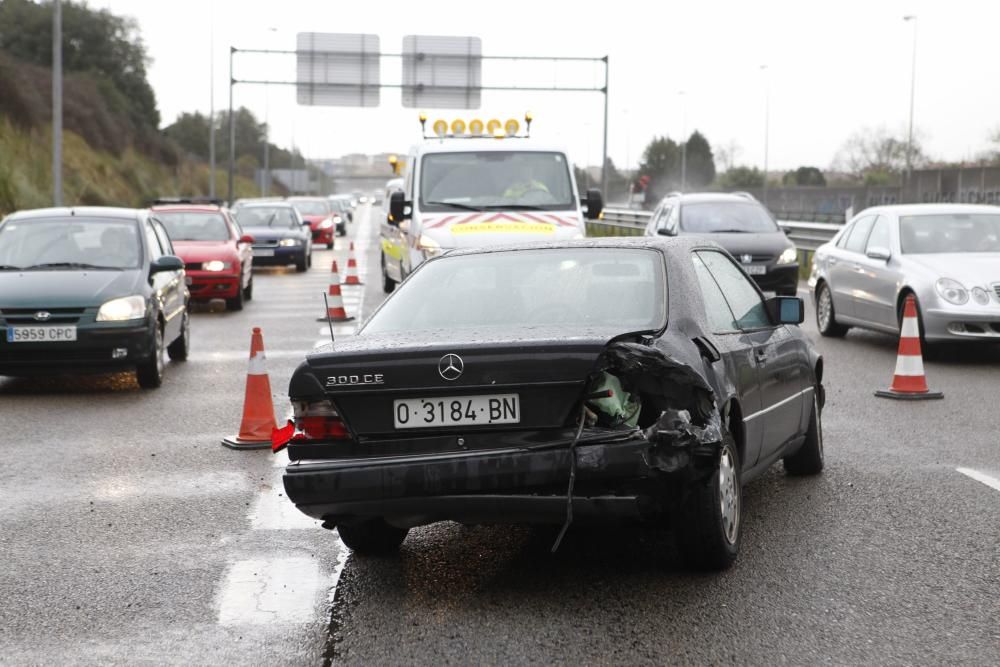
xmin=875 ymin=295 xmax=943 ymax=400
xmin=222 ymin=327 xmax=278 ymax=449
xmin=317 ymin=260 xmax=353 ymax=322
xmin=344 ymin=242 xmax=362 ymax=285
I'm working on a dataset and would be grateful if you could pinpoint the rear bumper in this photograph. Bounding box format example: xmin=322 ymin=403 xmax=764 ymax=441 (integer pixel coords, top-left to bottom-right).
xmin=283 ymin=431 xmax=692 ymax=527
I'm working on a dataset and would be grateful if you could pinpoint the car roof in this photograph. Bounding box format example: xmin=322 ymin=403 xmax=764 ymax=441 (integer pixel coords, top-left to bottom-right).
xmin=286 ymin=196 xmax=329 ymax=202
xmin=662 ymin=192 xmax=759 ymax=205
xmin=4 ymin=206 xmax=146 ymax=222
xmin=237 ymin=201 xmax=296 ymax=209
xmin=440 ymin=235 xmax=716 ymax=258
xmin=150 ymin=204 xmax=225 ymax=213
xmin=857 ymin=203 xmax=1000 ymax=217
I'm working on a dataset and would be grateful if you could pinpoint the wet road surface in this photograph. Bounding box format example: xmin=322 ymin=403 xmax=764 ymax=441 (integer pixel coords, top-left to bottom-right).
xmin=2 ymin=205 xmax=999 ymax=665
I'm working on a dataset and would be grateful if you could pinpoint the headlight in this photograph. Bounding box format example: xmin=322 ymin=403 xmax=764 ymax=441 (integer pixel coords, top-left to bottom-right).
xmin=971 ymin=286 xmax=990 ymax=305
xmin=278 ymin=239 xmax=300 ymax=247
xmin=202 ymin=260 xmax=232 ymax=272
xmin=318 ymin=219 xmax=334 ymax=230
xmin=777 ymin=247 xmax=798 ymax=265
xmin=417 ymin=234 xmax=443 ymax=258
xmin=96 ymin=295 xmax=147 ymax=322
xmin=935 ymin=278 xmax=969 ymax=305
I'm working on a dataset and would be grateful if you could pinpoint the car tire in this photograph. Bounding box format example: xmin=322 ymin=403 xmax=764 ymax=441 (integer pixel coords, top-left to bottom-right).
xmin=327 ymin=241 xmax=335 ymax=249
xmin=226 ymin=273 xmax=245 ymax=310
xmin=337 ymin=519 xmax=409 ymax=555
xmin=783 ymin=391 xmax=824 ymax=475
xmin=295 ymin=254 xmax=308 ymax=273
xmin=167 ymin=311 xmax=190 ymax=362
xmin=816 ymin=281 xmax=849 ymax=337
xmin=243 ymin=275 xmax=253 ymax=301
xmin=381 ymin=253 xmax=397 ymax=293
xmin=136 ymin=322 xmax=165 ymax=389
xmin=675 ymin=430 xmax=741 ymax=571
xmin=897 ymin=292 xmax=939 ymax=359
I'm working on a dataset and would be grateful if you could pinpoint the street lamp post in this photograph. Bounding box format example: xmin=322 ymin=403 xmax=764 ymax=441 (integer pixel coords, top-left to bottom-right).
xmin=760 ymin=65 xmax=770 ymax=205
xmin=261 ymin=27 xmax=277 ymax=197
xmin=52 ymin=0 xmax=62 ymax=206
xmin=208 ymin=3 xmax=216 ymax=199
xmin=904 ymin=15 xmax=918 ymax=191
xmin=678 ymin=91 xmax=687 ymax=192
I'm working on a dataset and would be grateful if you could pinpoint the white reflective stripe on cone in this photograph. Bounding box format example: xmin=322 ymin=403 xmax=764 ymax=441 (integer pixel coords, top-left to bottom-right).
xmin=900 ymin=317 xmax=920 ymax=339
xmin=893 ymin=354 xmax=924 ymax=377
xmin=248 ymin=352 xmax=268 ymax=376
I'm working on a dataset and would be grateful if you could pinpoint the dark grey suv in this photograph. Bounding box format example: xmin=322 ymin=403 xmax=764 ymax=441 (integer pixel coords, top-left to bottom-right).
xmin=644 ymin=192 xmax=799 ymax=295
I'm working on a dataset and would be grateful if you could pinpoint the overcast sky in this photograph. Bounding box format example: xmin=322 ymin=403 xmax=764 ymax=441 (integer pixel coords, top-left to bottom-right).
xmin=91 ymin=0 xmax=999 ymax=172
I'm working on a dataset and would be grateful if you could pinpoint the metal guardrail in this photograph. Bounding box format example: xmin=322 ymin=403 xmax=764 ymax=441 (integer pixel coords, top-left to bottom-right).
xmin=593 ymin=208 xmax=843 ymax=251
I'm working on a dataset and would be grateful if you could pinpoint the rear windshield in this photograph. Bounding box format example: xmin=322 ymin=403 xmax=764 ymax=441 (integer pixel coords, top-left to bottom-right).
xmin=0 ymin=217 xmax=141 ymax=270
xmin=157 ymin=212 xmax=230 ymax=242
xmin=899 ymin=213 xmax=1000 ymax=253
xmin=290 ymin=200 xmax=330 ymax=217
xmin=681 ymin=202 xmax=779 ymax=233
xmin=363 ymin=248 xmax=666 ymax=334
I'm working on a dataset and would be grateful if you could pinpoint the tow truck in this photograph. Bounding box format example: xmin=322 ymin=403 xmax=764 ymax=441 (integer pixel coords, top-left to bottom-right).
xmin=380 ymin=114 xmax=604 ymax=292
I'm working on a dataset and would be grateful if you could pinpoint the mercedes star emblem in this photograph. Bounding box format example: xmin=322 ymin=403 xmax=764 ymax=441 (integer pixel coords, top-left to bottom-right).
xmin=438 ymin=354 xmax=464 ymax=381
xmin=740 ymin=254 xmax=753 ymax=264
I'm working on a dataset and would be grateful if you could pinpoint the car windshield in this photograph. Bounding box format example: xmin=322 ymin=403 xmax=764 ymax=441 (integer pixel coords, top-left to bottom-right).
xmin=0 ymin=217 xmax=140 ymax=270
xmin=236 ymin=207 xmax=299 ymax=230
xmin=363 ymin=248 xmax=666 ymax=334
xmin=290 ymin=200 xmax=330 ymax=216
xmin=420 ymin=151 xmax=575 ymax=212
xmin=680 ymin=202 xmax=779 ymax=233
xmin=899 ymin=213 xmax=1000 ymax=253
xmin=156 ymin=212 xmax=230 ymax=242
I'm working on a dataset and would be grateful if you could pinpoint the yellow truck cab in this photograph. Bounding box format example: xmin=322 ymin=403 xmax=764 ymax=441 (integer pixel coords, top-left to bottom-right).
xmin=380 ymin=115 xmax=604 ymax=292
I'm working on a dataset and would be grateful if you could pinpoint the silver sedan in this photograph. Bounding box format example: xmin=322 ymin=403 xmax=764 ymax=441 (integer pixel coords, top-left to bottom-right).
xmin=808 ymin=204 xmax=1000 ymax=343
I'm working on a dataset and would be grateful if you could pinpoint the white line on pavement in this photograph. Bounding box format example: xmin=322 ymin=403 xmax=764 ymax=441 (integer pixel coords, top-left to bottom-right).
xmin=956 ymin=467 xmax=1000 ymax=493
xmin=249 ymin=482 xmax=320 ymax=530
xmin=217 ymin=557 xmax=324 ymax=625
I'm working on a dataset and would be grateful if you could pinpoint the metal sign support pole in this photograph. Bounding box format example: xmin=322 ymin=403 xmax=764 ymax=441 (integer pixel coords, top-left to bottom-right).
xmin=601 ymin=56 xmax=609 ymax=196
xmin=227 ymin=47 xmax=235 ymax=205
xmin=52 ymin=0 xmax=62 ymax=206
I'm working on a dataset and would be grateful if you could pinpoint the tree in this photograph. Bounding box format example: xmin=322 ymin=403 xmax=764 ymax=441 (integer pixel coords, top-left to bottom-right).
xmin=782 ymin=166 xmax=826 ymax=187
xmin=684 ymin=131 xmax=716 ymax=188
xmin=0 ymin=0 xmax=159 ymax=127
xmin=637 ymin=136 xmax=680 ymax=203
xmin=719 ymin=166 xmax=765 ymax=189
xmin=833 ymin=127 xmax=927 ymax=183
xmin=715 ymin=139 xmax=742 ymax=172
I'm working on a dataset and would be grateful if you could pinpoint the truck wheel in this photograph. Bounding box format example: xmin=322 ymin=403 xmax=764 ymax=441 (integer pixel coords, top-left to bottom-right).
xmin=675 ymin=431 xmax=741 ymax=571
xmin=136 ymin=323 xmax=165 ymax=389
xmin=337 ymin=519 xmax=408 ymax=555
xmin=784 ymin=391 xmax=824 ymax=475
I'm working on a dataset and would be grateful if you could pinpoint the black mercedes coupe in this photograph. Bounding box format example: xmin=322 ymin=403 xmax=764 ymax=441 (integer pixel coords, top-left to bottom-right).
xmin=277 ymin=237 xmax=825 ymax=569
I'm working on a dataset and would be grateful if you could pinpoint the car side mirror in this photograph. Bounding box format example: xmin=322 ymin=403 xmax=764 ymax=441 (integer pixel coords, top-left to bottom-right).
xmin=302 ymin=219 xmax=312 ymax=226
xmin=239 ymin=234 xmax=254 ymax=244
xmin=583 ymin=188 xmax=604 ymax=220
xmin=151 ymin=255 xmax=184 ymax=274
xmin=656 ymin=227 xmax=676 ymax=237
xmin=765 ymin=296 xmax=805 ymax=325
xmin=389 ymin=190 xmax=410 ymax=225
xmin=866 ymin=246 xmax=891 ymax=261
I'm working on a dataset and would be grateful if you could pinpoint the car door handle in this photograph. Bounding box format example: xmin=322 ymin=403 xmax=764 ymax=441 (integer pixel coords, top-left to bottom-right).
xmin=753 ymin=348 xmax=767 ymax=364
xmin=827 ymin=257 xmax=838 ymax=265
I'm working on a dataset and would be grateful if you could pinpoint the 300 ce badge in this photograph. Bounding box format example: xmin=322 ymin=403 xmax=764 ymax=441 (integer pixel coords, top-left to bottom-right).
xmin=326 ymin=373 xmax=384 ymax=387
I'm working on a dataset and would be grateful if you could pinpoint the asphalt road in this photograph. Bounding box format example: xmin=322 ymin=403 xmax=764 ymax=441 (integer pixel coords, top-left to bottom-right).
xmin=1 ymin=205 xmax=998 ymax=665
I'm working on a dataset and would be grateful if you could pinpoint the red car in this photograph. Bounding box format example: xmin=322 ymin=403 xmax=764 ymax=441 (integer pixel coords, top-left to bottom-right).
xmin=287 ymin=197 xmax=340 ymax=248
xmin=151 ymin=203 xmax=254 ymax=310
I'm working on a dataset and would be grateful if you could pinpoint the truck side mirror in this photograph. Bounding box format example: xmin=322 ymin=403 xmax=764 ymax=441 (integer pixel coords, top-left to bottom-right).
xmin=583 ymin=188 xmax=604 ymax=220
xmin=389 ymin=190 xmax=410 ymax=226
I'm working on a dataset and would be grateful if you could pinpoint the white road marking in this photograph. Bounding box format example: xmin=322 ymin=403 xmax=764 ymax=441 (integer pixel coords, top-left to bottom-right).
xmin=217 ymin=557 xmax=323 ymax=625
xmin=249 ymin=482 xmax=320 ymax=530
xmin=956 ymin=467 xmax=1000 ymax=493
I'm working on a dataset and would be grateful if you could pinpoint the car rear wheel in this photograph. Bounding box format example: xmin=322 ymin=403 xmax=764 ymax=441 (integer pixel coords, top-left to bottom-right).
xmin=675 ymin=431 xmax=741 ymax=571
xmin=226 ymin=273 xmax=245 ymax=310
xmin=783 ymin=391 xmax=824 ymax=475
xmin=136 ymin=322 xmax=164 ymax=389
xmin=381 ymin=253 xmax=397 ymax=293
xmin=337 ymin=519 xmax=408 ymax=555
xmin=816 ymin=282 xmax=849 ymax=337
xmin=167 ymin=311 xmax=190 ymax=362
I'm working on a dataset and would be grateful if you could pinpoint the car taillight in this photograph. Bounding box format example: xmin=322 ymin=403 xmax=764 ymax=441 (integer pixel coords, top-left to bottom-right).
xmin=293 ymin=400 xmax=350 ymax=441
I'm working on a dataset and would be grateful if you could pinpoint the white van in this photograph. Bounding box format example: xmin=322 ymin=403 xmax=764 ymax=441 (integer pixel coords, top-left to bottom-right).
xmin=380 ymin=129 xmax=603 ymax=292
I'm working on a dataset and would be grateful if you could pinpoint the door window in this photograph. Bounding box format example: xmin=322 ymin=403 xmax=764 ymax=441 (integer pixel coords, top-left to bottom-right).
xmin=152 ymin=222 xmax=174 ymax=255
xmin=865 ymin=216 xmax=891 ymax=252
xmin=691 ymin=252 xmax=738 ymax=332
xmin=844 ymin=215 xmax=876 ymax=253
xmin=697 ymin=250 xmax=771 ymax=330
xmin=145 ymin=223 xmax=164 ymax=260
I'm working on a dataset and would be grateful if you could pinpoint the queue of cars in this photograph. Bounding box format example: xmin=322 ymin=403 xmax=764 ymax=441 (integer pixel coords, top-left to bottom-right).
xmin=0 ymin=194 xmax=360 ymax=388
